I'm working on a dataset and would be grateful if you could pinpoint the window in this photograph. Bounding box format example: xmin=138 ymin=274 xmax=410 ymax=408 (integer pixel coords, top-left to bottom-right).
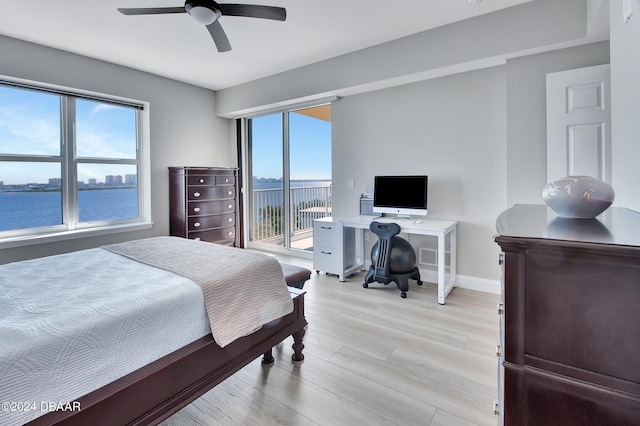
xmin=0 ymin=79 xmax=151 ymax=246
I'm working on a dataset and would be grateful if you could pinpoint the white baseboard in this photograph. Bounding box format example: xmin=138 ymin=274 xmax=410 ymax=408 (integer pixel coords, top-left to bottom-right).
xmin=454 ymin=274 xmax=501 ymax=295
xmin=418 ymin=268 xmax=501 ymax=295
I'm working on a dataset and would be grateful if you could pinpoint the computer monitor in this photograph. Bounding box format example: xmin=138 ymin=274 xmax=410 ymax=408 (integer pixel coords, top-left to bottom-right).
xmin=373 ymin=175 xmax=428 ymax=217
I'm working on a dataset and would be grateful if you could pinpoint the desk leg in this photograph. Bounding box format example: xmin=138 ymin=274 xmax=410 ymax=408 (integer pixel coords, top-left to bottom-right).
xmin=438 ymin=227 xmax=458 ymax=305
xmin=438 ymin=232 xmax=446 ymax=304
xmin=355 ymin=228 xmax=364 ymax=270
xmin=449 ymin=226 xmax=457 ymax=292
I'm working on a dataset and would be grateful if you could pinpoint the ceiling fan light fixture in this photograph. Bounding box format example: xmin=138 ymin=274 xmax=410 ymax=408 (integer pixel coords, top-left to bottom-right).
xmin=187 ymin=5 xmax=221 ymax=25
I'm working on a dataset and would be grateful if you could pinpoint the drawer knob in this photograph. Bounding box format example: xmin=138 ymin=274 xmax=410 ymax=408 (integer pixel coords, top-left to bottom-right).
xmin=228 ymin=217 xmax=233 ymax=222
xmin=199 ymin=178 xmax=204 ymax=184
xmin=227 ymin=190 xmax=233 ymax=195
xmin=194 ymin=222 xmax=201 ymax=228
xmin=227 ymin=231 xmax=233 ymax=236
xmin=194 ymin=237 xmax=201 ymax=241
xmin=193 ymin=207 xmax=201 ymax=213
xmin=227 ymin=204 xmax=233 ymax=209
xmin=193 ymin=192 xmax=201 ymax=198
xmin=224 ymin=178 xmax=229 ymax=183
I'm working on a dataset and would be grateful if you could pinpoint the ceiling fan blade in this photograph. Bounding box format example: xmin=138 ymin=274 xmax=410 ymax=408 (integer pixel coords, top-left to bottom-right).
xmin=218 ymin=4 xmax=286 ymax=21
xmin=117 ymin=7 xmax=186 ymax=16
xmin=206 ymin=20 xmax=232 ymax=52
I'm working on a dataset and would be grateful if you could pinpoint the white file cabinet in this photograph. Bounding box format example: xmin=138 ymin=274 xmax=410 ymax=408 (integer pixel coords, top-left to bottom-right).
xmin=313 ymin=217 xmax=358 ymax=281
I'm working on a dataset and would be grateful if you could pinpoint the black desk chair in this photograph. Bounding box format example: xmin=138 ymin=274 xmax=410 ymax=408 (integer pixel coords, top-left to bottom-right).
xmin=363 ymin=221 xmax=422 ymax=298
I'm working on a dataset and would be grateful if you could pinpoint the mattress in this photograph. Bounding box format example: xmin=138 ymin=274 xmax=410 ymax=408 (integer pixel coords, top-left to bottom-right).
xmin=0 ymin=248 xmax=211 ymax=426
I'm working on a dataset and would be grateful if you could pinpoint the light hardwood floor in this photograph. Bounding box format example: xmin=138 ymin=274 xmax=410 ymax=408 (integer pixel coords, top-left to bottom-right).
xmin=162 ymin=255 xmax=500 ymax=426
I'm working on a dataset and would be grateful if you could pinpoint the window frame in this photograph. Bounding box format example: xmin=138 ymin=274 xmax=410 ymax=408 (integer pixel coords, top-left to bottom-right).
xmin=241 ymin=100 xmax=333 ymax=256
xmin=0 ymin=76 xmax=152 ymax=249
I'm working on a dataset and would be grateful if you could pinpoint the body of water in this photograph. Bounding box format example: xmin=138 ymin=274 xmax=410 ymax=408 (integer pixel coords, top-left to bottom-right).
xmin=0 ymin=188 xmax=138 ymax=232
xmin=0 ymin=182 xmax=330 ymax=233
xmin=253 ymin=180 xmax=332 ymax=207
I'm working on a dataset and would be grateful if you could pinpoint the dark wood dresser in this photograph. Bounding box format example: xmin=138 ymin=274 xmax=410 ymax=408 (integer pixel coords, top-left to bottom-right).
xmin=494 ymin=204 xmax=640 ymax=425
xmin=169 ymin=167 xmax=239 ymax=246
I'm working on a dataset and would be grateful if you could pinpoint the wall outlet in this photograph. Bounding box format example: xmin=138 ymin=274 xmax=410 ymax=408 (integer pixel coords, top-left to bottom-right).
xmin=348 ymin=179 xmax=355 ymax=189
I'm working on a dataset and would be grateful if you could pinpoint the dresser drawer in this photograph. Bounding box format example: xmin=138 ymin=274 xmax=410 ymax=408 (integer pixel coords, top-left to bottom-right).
xmin=215 ymin=175 xmax=235 ymax=186
xmin=188 ymin=227 xmax=235 ymax=243
xmin=187 ymin=174 xmax=236 ymax=186
xmin=188 ymin=213 xmax=235 ymax=231
xmin=188 ymin=200 xmax=235 ymax=216
xmin=313 ymin=221 xmax=342 ymax=248
xmin=187 ymin=186 xmax=235 ymax=201
xmin=313 ymin=245 xmax=342 ymax=274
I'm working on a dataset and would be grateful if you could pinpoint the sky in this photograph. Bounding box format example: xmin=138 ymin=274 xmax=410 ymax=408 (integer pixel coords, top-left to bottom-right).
xmin=0 ymin=85 xmax=137 ymax=185
xmin=251 ymin=110 xmax=331 ymax=181
xmin=0 ymin=84 xmax=331 ymax=185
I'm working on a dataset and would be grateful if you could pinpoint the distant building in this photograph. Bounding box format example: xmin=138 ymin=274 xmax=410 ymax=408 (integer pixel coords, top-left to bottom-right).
xmin=88 ymin=178 xmax=97 ymax=185
xmin=105 ymin=175 xmax=123 ymax=186
xmin=48 ymin=178 xmax=61 ymax=187
xmin=124 ymin=174 xmax=137 ymax=185
xmin=0 ymin=181 xmax=3 ymax=188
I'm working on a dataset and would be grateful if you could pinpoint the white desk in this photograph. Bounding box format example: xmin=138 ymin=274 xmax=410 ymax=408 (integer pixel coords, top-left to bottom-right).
xmin=339 ymin=216 xmax=457 ymax=304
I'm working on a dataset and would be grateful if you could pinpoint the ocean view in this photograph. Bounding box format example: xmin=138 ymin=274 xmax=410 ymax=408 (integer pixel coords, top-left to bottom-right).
xmin=0 ymin=181 xmax=331 ymax=232
xmin=0 ymin=188 xmax=138 ymax=232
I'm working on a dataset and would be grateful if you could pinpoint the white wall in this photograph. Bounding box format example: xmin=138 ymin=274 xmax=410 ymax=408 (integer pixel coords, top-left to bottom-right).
xmin=332 ymin=67 xmax=507 ymax=281
xmin=0 ymin=36 xmax=232 ymax=264
xmin=610 ymin=0 xmax=640 ymax=211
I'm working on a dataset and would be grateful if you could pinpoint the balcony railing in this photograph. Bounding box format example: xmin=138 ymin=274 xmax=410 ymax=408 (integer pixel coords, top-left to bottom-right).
xmin=251 ymin=184 xmax=332 ymax=246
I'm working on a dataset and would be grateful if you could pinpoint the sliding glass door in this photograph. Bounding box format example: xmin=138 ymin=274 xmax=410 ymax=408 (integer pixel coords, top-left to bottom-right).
xmin=246 ymin=104 xmax=331 ymax=254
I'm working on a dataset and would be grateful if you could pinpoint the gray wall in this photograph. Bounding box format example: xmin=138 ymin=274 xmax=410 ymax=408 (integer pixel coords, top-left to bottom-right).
xmin=217 ymin=0 xmax=588 ymax=117
xmin=0 ymin=36 xmax=231 ymax=264
xmin=332 ymin=67 xmax=507 ymax=281
xmin=333 ymin=40 xmax=610 ymax=282
xmin=506 ymin=41 xmax=610 ymax=206
xmin=211 ymin=0 xmax=605 ymax=283
xmin=2 ymin=0 xmax=634 ymax=284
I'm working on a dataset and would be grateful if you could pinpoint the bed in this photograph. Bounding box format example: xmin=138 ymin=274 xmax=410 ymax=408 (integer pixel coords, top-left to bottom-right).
xmin=0 ymin=237 xmax=308 ymax=426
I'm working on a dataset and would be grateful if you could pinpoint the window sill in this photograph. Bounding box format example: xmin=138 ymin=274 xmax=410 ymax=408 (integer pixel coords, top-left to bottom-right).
xmin=0 ymin=221 xmax=154 ymax=250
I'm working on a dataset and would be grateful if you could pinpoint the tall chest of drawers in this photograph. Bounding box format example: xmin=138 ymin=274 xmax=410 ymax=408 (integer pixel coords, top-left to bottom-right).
xmin=169 ymin=167 xmax=239 ymax=246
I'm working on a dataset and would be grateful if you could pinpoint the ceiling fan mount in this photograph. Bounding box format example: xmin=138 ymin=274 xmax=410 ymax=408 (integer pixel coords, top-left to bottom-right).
xmin=184 ymin=1 xmax=223 ymax=25
xmin=117 ymin=1 xmax=286 ymax=52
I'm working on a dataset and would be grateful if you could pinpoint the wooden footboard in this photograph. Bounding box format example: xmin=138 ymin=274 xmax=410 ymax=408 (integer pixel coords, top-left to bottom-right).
xmin=28 ymin=289 xmax=307 ymax=426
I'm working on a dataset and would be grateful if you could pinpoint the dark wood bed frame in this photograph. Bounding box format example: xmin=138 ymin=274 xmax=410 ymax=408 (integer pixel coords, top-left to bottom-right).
xmin=27 ymin=289 xmax=307 ymax=426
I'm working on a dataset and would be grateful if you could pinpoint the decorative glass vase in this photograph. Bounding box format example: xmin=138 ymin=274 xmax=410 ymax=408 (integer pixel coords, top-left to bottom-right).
xmin=542 ymin=176 xmax=615 ymax=219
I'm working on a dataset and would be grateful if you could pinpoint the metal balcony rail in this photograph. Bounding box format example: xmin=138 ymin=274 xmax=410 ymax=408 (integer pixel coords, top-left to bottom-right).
xmin=251 ymin=184 xmax=332 ymax=244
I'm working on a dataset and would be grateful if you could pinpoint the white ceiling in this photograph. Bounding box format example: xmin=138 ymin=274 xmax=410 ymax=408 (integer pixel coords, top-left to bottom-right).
xmin=0 ymin=0 xmax=533 ymax=91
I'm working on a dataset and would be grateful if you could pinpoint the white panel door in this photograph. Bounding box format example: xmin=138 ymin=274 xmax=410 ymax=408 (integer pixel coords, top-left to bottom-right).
xmin=546 ymin=64 xmax=611 ymax=183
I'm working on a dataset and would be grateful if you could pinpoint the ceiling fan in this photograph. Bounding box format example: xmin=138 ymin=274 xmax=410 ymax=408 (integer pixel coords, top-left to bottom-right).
xmin=117 ymin=0 xmax=286 ymax=52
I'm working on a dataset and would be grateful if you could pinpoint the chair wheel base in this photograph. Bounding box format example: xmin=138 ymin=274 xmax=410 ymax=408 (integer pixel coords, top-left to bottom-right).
xmin=401 ymin=291 xmax=407 ymax=298
xmin=363 ymin=283 xmax=368 ymax=288
xmin=417 ymin=280 xmax=423 ymax=286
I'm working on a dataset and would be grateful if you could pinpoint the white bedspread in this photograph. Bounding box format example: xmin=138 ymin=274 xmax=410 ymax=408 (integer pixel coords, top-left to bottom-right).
xmin=104 ymin=237 xmax=294 ymax=348
xmin=0 ymin=249 xmax=210 ymax=426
